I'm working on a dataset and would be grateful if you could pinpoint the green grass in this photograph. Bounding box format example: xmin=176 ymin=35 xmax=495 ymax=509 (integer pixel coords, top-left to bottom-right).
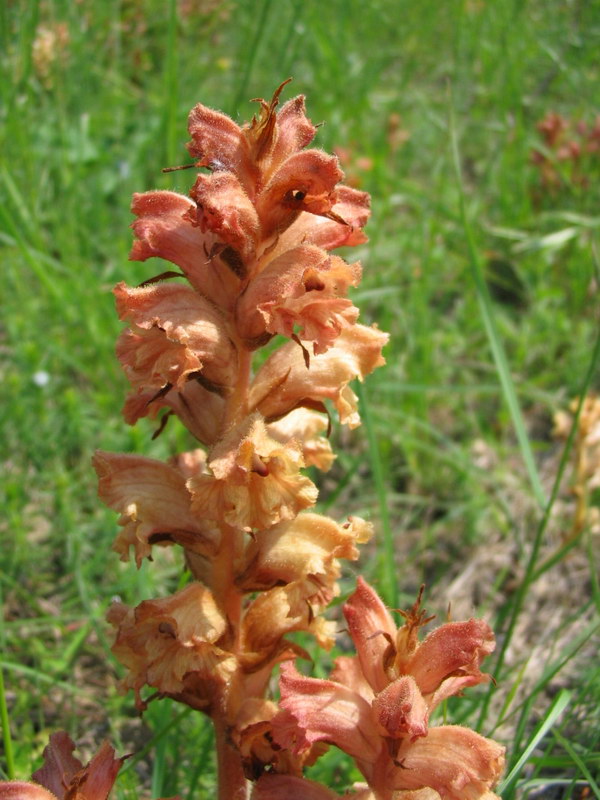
xmin=1 ymin=0 xmax=600 ymax=797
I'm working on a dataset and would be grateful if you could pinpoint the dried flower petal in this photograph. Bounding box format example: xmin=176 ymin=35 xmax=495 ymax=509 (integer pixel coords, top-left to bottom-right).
xmin=122 ymin=380 xmax=225 ymax=445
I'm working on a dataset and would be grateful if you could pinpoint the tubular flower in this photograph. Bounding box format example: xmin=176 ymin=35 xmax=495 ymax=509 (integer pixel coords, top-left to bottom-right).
xmin=272 ymin=579 xmax=504 ymax=800
xmin=114 ymin=281 xmax=236 ymax=393
xmin=267 ymin=408 xmax=335 ymax=471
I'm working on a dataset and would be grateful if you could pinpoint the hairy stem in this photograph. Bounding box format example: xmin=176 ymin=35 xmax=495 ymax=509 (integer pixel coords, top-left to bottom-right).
xmin=215 ymin=715 xmax=249 ymax=800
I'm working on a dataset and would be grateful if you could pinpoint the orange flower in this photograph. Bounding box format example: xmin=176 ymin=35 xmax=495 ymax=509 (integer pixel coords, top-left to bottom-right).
xmin=122 ymin=379 xmax=225 ymax=445
xmin=114 ymin=281 xmax=236 ymax=394
xmin=272 ymin=579 xmax=504 ymax=800
xmin=267 ymin=408 xmax=334 ymax=471
xmin=238 ymin=513 xmax=372 ymax=591
xmin=129 ymin=190 xmax=242 ymax=310
xmin=236 ymin=244 xmax=361 ymax=353
xmin=108 ymin=582 xmax=236 ymax=711
xmin=249 ymin=324 xmax=388 ymax=427
xmin=94 ymin=450 xmax=218 ymax=566
xmin=188 ymin=413 xmax=318 ymax=530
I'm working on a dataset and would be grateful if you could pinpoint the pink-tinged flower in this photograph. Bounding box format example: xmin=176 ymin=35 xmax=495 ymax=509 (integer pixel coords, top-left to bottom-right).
xmin=273 ymin=185 xmax=371 ymax=253
xmin=187 ymin=413 xmax=318 ymax=530
xmin=271 ymin=579 xmax=504 ymax=800
xmin=187 ymin=84 xmax=353 ymax=243
xmin=187 ymin=171 xmax=260 ymax=266
xmin=114 ymin=281 xmax=236 ymax=394
xmin=250 ymin=773 xmax=350 ymax=799
xmin=186 ymin=81 xmax=317 ymax=194
xmin=267 ymin=408 xmax=335 ymax=472
xmin=129 ymin=190 xmax=242 ymax=309
xmin=93 ymin=450 xmax=218 ymax=566
xmin=236 ymin=244 xmax=361 ymax=353
xmin=0 ymin=733 xmax=125 ymax=800
xmin=233 ymin=697 xmax=329 ymax=781
xmin=249 ymin=324 xmax=388 ymax=427
xmin=253 ymin=149 xmax=344 ymax=239
xmin=108 ymin=582 xmax=236 ymax=711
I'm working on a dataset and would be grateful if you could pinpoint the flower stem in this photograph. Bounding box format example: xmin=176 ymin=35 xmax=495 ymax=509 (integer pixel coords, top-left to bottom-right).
xmin=214 ymin=715 xmax=249 ymax=800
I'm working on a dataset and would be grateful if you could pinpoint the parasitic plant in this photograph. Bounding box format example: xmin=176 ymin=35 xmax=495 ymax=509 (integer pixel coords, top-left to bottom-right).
xmin=0 ymin=81 xmax=505 ymax=800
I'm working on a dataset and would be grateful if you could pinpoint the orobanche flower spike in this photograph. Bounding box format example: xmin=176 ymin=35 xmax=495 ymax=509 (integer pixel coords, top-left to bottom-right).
xmin=0 ymin=81 xmax=504 ymax=800
xmin=98 ymin=78 xmax=388 ymax=800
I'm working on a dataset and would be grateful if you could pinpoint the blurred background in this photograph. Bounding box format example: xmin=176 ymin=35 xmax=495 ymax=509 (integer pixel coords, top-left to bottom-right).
xmin=1 ymin=0 xmax=599 ymax=797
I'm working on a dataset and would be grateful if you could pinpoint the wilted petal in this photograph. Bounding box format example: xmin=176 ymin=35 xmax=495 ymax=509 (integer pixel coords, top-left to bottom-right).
xmin=28 ymin=733 xmax=124 ymax=800
xmin=249 ymin=325 xmax=388 ymax=427
xmin=273 ymin=662 xmax=380 ymax=762
xmin=129 ymin=191 xmax=240 ymax=308
xmin=268 ymin=408 xmax=335 ymax=471
xmin=188 ymin=413 xmax=317 ymax=530
xmin=122 ymin=380 xmax=225 ymax=445
xmin=114 ymin=282 xmax=236 ymax=391
xmin=94 ymin=450 xmax=218 ymax=566
xmin=262 ymin=93 xmax=317 ymax=167
xmin=390 ymin=726 xmax=505 ymax=800
xmin=343 ymin=577 xmax=398 ymax=694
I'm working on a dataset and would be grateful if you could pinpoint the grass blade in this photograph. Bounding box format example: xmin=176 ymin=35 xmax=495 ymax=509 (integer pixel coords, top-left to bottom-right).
xmin=498 ymin=689 xmax=571 ymax=796
xmin=552 ymin=730 xmax=600 ymax=800
xmin=449 ymin=95 xmax=546 ymax=510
